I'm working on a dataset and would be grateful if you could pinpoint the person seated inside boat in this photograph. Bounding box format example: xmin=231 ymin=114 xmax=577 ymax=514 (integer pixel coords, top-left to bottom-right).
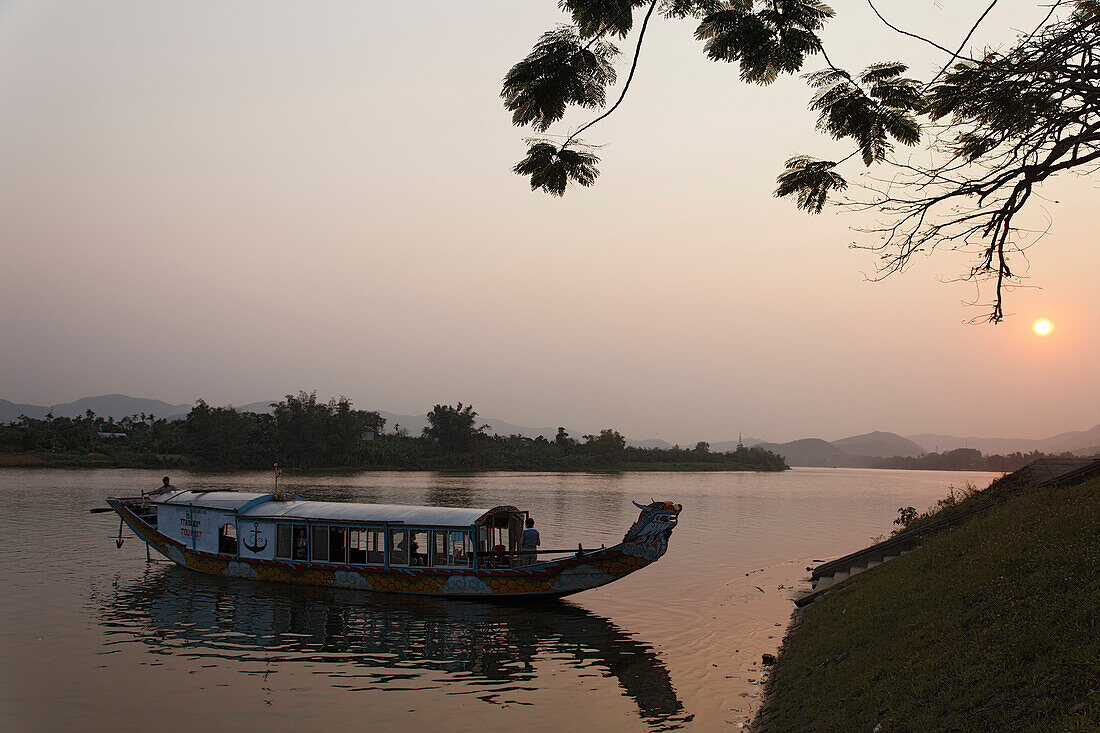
xmin=151 ymin=476 xmax=175 ymax=496
xmin=396 ymin=534 xmax=419 ymax=562
xmin=294 ymin=528 xmax=308 ymax=561
xmin=391 ymin=529 xmax=409 ymax=565
xmin=408 ymin=531 xmax=427 ymax=566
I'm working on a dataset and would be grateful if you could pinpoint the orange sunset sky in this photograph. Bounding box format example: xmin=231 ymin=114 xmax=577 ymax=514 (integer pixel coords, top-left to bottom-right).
xmin=1 ymin=1 xmax=1096 ymax=444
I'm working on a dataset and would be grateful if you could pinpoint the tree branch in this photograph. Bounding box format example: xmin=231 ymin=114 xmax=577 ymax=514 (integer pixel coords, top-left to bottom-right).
xmin=866 ymin=0 xmax=964 ymax=58
xmin=565 ymin=1 xmax=659 ymax=148
xmin=925 ymin=0 xmax=1001 ymax=89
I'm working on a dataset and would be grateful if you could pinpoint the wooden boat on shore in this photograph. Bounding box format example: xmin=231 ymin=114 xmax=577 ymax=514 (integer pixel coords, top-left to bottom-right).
xmin=105 ymin=491 xmax=681 ymax=598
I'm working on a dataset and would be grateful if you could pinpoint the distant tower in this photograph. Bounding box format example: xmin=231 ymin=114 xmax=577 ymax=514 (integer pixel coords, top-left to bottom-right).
xmin=738 ymin=432 xmax=744 ymax=449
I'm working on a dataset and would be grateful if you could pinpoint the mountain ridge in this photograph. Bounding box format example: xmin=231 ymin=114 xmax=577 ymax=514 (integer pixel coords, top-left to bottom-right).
xmin=2 ymin=395 xmax=1096 ymax=458
xmin=906 ymin=424 xmax=1100 ymax=458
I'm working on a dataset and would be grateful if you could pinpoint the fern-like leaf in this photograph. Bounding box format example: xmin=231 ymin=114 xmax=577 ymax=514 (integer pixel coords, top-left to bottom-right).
xmin=561 ymin=0 xmax=648 ymax=38
xmin=775 ymin=156 xmax=846 ymax=213
xmin=513 ymin=141 xmax=601 ymax=197
xmin=502 ymin=26 xmax=619 ymax=132
xmin=808 ymin=61 xmax=921 ymax=163
xmin=696 ymin=1 xmax=830 ymax=85
xmin=858 ymin=61 xmax=909 ymax=83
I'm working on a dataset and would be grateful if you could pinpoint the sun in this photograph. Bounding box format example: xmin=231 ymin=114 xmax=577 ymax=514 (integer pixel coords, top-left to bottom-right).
xmin=1032 ymin=318 xmax=1054 ymax=337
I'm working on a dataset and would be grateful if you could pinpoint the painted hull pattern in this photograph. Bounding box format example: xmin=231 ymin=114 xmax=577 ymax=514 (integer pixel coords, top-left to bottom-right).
xmin=109 ymin=499 xmax=677 ymax=598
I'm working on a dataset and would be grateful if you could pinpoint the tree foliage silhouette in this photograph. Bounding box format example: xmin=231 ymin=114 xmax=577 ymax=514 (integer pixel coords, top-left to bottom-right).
xmin=424 ymin=402 xmax=488 ymax=453
xmin=504 ymin=1 xmax=1100 ymax=321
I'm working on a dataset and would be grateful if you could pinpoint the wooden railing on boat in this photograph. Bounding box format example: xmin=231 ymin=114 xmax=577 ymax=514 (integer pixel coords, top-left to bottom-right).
xmin=479 ymin=546 xmax=602 ymax=568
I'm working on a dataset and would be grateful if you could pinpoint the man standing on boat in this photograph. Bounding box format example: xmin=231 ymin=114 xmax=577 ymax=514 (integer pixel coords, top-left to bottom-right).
xmin=521 ymin=518 xmax=540 ymax=566
xmin=151 ymin=476 xmax=175 ymax=496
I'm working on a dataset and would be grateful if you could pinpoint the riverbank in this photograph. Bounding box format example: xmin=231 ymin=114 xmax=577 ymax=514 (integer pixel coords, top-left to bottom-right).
xmin=753 ymin=474 xmax=1100 ymax=731
xmin=0 ymin=451 xmax=191 ymax=469
xmin=0 ymin=451 xmax=787 ymax=472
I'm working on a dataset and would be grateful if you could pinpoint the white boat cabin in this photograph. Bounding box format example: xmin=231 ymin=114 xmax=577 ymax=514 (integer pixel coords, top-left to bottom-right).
xmin=150 ymin=491 xmax=528 ymax=570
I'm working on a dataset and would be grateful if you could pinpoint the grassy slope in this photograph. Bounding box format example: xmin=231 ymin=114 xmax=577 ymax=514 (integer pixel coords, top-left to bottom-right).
xmin=759 ymin=478 xmax=1099 ymax=732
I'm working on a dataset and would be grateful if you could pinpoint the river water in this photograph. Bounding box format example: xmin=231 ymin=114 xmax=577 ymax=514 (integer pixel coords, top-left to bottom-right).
xmin=0 ymin=467 xmax=999 ymax=731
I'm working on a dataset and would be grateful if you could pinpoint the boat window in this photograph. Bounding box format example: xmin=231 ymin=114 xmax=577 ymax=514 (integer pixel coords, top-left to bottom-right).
xmin=277 ymin=524 xmax=309 ymax=560
xmin=389 ymin=528 xmax=409 ymax=566
xmin=432 ymin=531 xmax=446 ymax=566
xmin=350 ymin=527 xmax=385 ymax=564
xmin=452 ymin=531 xmax=471 ymax=566
xmin=366 ymin=528 xmax=384 ymax=564
xmin=434 ymin=530 xmax=471 ymax=567
xmin=312 ymin=526 xmax=329 ymax=562
xmin=476 ymin=523 xmax=512 ymax=567
xmin=409 ymin=530 xmax=428 ymax=566
xmin=328 ymin=526 xmax=346 ymax=564
xmin=492 ymin=523 xmax=511 ymax=567
xmin=277 ymin=525 xmax=292 ymax=558
xmin=349 ymin=528 xmax=366 ymax=564
xmin=218 ymin=523 xmax=238 ymax=554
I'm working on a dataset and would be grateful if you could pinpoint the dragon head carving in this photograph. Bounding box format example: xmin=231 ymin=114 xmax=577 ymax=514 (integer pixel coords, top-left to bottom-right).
xmin=621 ymin=500 xmax=682 ymax=560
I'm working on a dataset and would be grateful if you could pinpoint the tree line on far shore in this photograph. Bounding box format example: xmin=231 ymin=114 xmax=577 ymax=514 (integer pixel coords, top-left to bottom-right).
xmin=865 ymin=448 xmax=1088 ymax=473
xmin=0 ymin=392 xmax=787 ymax=472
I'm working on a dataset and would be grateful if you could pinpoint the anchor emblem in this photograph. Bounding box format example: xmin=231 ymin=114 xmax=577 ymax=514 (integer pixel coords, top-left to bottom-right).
xmin=242 ymin=523 xmax=267 ymax=553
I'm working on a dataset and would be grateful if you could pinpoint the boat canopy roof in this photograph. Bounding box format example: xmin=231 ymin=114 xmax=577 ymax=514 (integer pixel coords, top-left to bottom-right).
xmin=155 ymin=490 xmax=515 ymax=528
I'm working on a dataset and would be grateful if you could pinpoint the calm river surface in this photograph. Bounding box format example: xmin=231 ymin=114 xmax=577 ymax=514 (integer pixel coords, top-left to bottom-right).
xmin=0 ymin=468 xmax=999 ymax=731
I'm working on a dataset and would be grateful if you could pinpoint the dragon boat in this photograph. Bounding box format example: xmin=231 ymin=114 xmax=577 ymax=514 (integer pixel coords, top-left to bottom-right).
xmin=104 ymin=491 xmax=681 ymax=598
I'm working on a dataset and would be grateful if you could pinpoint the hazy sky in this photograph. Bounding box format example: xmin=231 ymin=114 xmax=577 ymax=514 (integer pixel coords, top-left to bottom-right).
xmin=1 ymin=1 xmax=1097 ymax=444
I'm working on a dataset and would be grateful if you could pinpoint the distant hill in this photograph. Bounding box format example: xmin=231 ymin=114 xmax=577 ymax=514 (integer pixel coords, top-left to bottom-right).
xmin=0 ymin=399 xmax=49 ymax=423
xmin=1038 ymin=424 xmax=1100 ymax=455
xmin=761 ymin=431 xmax=940 ymax=467
xmin=51 ymin=394 xmax=193 ymax=420
xmin=758 ymin=438 xmax=857 ymax=467
xmin=482 ymin=417 xmax=564 ymax=441
xmin=627 ymin=438 xmax=677 ymax=449
xmin=711 ymin=438 xmax=766 ymax=452
xmin=232 ymin=400 xmax=278 ymax=416
xmin=831 ymin=431 xmax=925 ymax=459
xmin=907 ymin=433 xmax=1037 ymax=455
xmin=766 ymin=426 xmax=1100 ymax=467
xmin=0 ymin=394 xmax=193 ymax=423
xmin=908 ymin=424 xmax=1100 ymax=457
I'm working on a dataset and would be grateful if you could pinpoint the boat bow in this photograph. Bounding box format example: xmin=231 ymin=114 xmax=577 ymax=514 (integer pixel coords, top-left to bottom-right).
xmin=620 ymin=500 xmax=682 ymax=562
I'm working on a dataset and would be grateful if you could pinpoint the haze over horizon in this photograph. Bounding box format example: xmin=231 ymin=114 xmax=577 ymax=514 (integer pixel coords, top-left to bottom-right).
xmin=3 ymin=391 xmax=1097 ymax=453
xmin=2 ymin=1 xmax=1097 ymax=445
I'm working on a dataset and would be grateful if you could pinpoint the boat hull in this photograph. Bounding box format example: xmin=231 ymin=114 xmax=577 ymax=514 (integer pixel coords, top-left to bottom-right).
xmin=108 ymin=498 xmax=667 ymax=599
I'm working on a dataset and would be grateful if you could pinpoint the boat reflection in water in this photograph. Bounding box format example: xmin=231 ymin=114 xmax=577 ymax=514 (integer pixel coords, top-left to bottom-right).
xmin=95 ymin=566 xmax=689 ymax=727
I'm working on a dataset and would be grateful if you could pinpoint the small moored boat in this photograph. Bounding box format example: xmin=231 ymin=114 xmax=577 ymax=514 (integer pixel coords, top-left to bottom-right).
xmin=105 ymin=490 xmax=681 ymax=598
